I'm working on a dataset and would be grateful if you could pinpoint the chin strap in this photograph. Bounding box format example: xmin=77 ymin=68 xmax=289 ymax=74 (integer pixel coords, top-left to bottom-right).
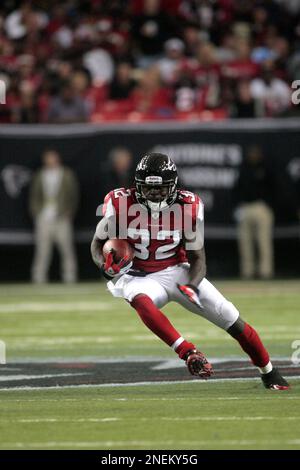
xmin=147 ymin=200 xmax=168 ymax=211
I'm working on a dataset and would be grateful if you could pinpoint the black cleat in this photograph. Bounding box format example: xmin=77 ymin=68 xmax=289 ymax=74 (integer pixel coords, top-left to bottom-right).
xmin=261 ymin=367 xmax=290 ymax=390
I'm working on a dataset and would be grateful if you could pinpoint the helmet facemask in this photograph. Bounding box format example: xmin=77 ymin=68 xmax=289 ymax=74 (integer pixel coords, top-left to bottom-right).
xmin=136 ymin=175 xmax=178 ymax=211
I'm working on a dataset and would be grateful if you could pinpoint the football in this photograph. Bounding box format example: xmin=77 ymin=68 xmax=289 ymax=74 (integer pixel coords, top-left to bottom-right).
xmin=102 ymin=238 xmax=134 ymax=263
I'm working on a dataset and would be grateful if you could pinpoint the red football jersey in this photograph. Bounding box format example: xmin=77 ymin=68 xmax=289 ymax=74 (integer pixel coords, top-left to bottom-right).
xmin=102 ymin=187 xmax=204 ymax=273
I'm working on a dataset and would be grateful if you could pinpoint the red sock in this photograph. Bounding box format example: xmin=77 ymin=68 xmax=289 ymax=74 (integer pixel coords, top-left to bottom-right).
xmin=235 ymin=323 xmax=270 ymax=367
xmin=176 ymin=340 xmax=196 ymax=359
xmin=130 ymin=295 xmax=195 ymax=356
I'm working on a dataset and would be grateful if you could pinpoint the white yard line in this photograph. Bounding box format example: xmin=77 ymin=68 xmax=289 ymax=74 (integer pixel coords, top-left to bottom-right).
xmin=1 ymin=439 xmax=300 ymax=448
xmin=2 ymin=396 xmax=300 ymax=402
xmin=0 ymin=284 xmax=102 ymax=296
xmin=2 ymin=355 xmax=170 ymax=363
xmin=0 ymin=302 xmax=110 ymax=313
xmin=0 ymin=373 xmax=88 ymax=382
xmin=1 ymin=326 xmax=137 ymax=334
xmin=0 ymin=355 xmax=292 ymax=363
xmin=2 ymin=418 xmax=120 ymax=423
xmin=7 ymin=336 xmax=116 ymax=346
xmin=1 ymin=416 xmax=299 ymax=424
xmin=161 ymin=416 xmax=300 ymax=421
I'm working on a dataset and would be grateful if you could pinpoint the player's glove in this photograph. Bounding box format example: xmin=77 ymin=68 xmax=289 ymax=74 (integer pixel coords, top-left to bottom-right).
xmin=177 ymin=284 xmax=202 ymax=308
xmin=101 ymin=250 xmax=133 ymax=280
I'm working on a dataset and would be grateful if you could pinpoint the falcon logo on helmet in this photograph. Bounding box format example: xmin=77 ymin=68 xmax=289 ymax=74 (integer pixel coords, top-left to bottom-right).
xmin=135 ymin=153 xmax=178 ymax=211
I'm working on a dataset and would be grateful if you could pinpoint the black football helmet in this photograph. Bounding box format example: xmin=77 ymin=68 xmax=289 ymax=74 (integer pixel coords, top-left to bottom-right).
xmin=135 ymin=153 xmax=178 ymax=210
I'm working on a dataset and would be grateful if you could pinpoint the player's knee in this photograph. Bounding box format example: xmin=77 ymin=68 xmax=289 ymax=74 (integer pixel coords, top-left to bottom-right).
xmin=132 ymin=293 xmax=150 ymax=302
xmin=217 ymin=300 xmax=240 ymax=331
xmin=130 ymin=288 xmax=166 ymax=310
xmin=227 ymin=316 xmax=245 ymax=337
xmin=130 ymin=294 xmax=154 ymax=314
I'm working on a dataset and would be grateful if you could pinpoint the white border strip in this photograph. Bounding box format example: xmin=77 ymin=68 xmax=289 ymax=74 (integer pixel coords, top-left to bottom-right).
xmin=1 ymin=356 xmax=291 ymax=364
xmin=0 ymin=226 xmax=299 ymax=245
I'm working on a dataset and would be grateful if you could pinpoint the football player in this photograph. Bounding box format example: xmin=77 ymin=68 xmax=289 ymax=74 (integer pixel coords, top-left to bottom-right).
xmin=91 ymin=152 xmax=290 ymax=390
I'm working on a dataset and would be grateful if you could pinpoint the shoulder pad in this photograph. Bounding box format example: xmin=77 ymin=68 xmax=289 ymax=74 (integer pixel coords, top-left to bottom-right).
xmin=102 ymin=188 xmax=132 ymax=217
xmin=111 ymin=188 xmax=132 ymax=199
xmin=177 ymin=190 xmax=199 ymax=205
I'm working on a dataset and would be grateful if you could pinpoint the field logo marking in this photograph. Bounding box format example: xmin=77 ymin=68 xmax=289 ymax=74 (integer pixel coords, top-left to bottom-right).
xmin=291 ymin=340 xmax=300 ymax=365
xmin=0 ymin=340 xmax=6 ymax=364
xmin=0 ymin=358 xmax=299 ymax=390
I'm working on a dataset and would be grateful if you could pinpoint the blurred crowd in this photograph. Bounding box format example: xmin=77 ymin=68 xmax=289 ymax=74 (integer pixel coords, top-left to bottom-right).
xmin=0 ymin=0 xmax=299 ymax=123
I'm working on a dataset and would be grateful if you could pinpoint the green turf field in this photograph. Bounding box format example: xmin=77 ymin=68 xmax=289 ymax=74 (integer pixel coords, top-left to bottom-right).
xmin=0 ymin=280 xmax=299 ymax=450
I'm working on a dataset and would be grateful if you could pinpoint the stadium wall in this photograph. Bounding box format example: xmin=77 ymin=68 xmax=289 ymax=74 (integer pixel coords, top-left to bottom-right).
xmin=0 ymin=119 xmax=299 ymax=280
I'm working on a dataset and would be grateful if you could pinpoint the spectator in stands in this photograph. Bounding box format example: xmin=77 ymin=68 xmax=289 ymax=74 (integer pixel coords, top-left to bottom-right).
xmin=230 ymin=79 xmax=263 ymax=118
xmin=4 ymin=1 xmax=48 ymax=40
xmin=158 ymin=38 xmax=185 ymax=85
xmin=47 ymin=81 xmax=89 ymax=123
xmin=191 ymin=41 xmax=221 ymax=109
xmin=233 ymin=145 xmax=275 ymax=280
xmin=174 ymin=73 xmax=198 ymax=112
xmin=216 ymin=33 xmax=237 ymax=64
xmin=83 ymin=47 xmax=114 ymax=85
xmin=0 ymin=0 xmax=296 ymax=123
xmin=29 ymin=149 xmax=79 ymax=284
xmin=132 ymin=0 xmax=176 ymax=68
xmin=109 ymin=61 xmax=136 ymax=100
xmin=0 ymin=37 xmax=18 ymax=71
xmin=272 ymin=37 xmax=290 ymax=76
xmin=223 ymin=37 xmax=259 ymax=81
xmin=250 ymin=60 xmax=291 ymax=116
xmin=276 ymin=0 xmax=300 ymax=14
xmin=179 ymin=0 xmax=214 ymax=30
xmin=17 ymin=54 xmax=41 ymax=94
xmin=251 ymin=4 xmax=270 ymax=44
xmin=71 ymin=69 xmax=96 ymax=116
xmin=288 ymin=49 xmax=300 ymax=82
xmin=45 ymin=3 xmax=68 ymax=39
xmin=56 ymin=61 xmax=74 ymax=83
xmin=11 ymin=86 xmax=39 ymax=123
xmin=129 ymin=65 xmax=173 ymax=117
xmin=182 ymin=23 xmax=204 ymax=57
xmin=104 ymin=147 xmax=134 ymax=193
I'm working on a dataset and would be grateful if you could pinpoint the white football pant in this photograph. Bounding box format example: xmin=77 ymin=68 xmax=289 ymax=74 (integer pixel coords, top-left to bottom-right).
xmin=107 ymin=263 xmax=239 ymax=330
